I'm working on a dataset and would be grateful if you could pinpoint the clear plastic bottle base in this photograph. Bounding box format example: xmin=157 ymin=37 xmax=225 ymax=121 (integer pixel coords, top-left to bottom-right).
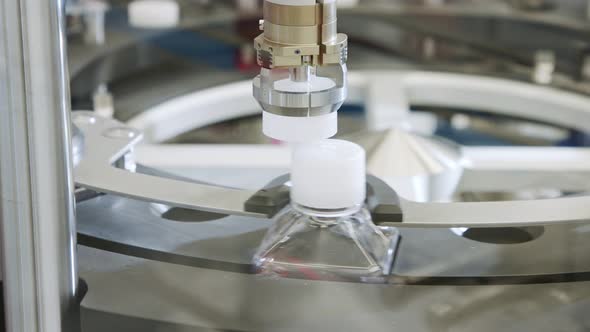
xmin=253 ymin=204 xmax=400 ymax=280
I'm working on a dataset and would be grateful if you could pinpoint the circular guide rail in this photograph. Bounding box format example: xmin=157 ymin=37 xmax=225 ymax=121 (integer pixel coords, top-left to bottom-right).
xmin=95 ymin=70 xmax=590 ymax=228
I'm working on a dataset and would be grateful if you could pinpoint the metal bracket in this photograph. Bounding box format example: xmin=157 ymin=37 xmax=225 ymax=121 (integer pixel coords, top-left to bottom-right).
xmin=244 ymin=174 xmax=291 ymax=217
xmin=73 ymin=112 xmax=268 ymax=218
xmin=244 ymin=174 xmax=404 ymax=224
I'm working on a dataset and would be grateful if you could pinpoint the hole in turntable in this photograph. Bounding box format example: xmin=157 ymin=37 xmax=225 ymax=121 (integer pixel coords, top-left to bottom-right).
xmin=162 ymin=208 xmax=228 ymax=222
xmin=151 ymin=203 xmax=228 ymax=222
xmin=451 ymin=226 xmax=544 ymax=244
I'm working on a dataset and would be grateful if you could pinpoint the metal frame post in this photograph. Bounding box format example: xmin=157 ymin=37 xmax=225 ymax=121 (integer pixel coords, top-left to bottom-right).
xmin=0 ymin=0 xmax=79 ymax=331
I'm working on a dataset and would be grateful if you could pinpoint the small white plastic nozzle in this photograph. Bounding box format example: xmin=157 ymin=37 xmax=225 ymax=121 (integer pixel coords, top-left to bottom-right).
xmin=291 ymin=139 xmax=366 ymax=209
xmin=128 ymin=0 xmax=179 ymax=29
xmin=82 ymin=0 xmax=109 ymax=45
xmin=92 ymin=84 xmax=114 ymax=118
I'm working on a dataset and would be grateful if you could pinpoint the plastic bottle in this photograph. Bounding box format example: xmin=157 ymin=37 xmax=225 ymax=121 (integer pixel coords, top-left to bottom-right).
xmin=253 ymin=139 xmax=397 ymax=278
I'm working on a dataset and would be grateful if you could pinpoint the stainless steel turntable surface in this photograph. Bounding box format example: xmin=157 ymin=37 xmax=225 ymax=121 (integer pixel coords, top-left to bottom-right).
xmin=77 ymin=190 xmax=590 ymax=332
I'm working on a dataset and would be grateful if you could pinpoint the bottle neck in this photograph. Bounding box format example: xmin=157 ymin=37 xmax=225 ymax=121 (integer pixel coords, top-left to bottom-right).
xmin=292 ymin=202 xmax=362 ymax=220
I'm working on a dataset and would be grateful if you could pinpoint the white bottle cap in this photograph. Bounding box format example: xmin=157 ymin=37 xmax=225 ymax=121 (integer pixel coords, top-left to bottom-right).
xmin=128 ymin=0 xmax=179 ymax=29
xmin=291 ymin=139 xmax=366 ymax=209
xmin=263 ymin=111 xmax=337 ymax=143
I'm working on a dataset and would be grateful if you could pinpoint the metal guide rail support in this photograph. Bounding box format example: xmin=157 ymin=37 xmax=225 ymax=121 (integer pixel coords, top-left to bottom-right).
xmin=74 ymin=112 xmax=590 ymax=228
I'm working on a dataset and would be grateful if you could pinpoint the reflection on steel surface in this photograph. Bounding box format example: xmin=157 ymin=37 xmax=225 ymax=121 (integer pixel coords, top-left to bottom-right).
xmin=77 ymin=194 xmax=590 ymax=280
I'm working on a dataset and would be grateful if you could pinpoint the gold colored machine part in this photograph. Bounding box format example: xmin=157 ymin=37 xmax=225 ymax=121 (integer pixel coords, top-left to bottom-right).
xmin=254 ymin=0 xmax=348 ymax=69
xmin=253 ymin=0 xmax=348 ymax=141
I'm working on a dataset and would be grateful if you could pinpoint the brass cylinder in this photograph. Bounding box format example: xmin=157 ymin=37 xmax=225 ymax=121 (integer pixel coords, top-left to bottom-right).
xmin=263 ymin=2 xmax=318 ymax=26
xmin=256 ymin=0 xmax=347 ymax=68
